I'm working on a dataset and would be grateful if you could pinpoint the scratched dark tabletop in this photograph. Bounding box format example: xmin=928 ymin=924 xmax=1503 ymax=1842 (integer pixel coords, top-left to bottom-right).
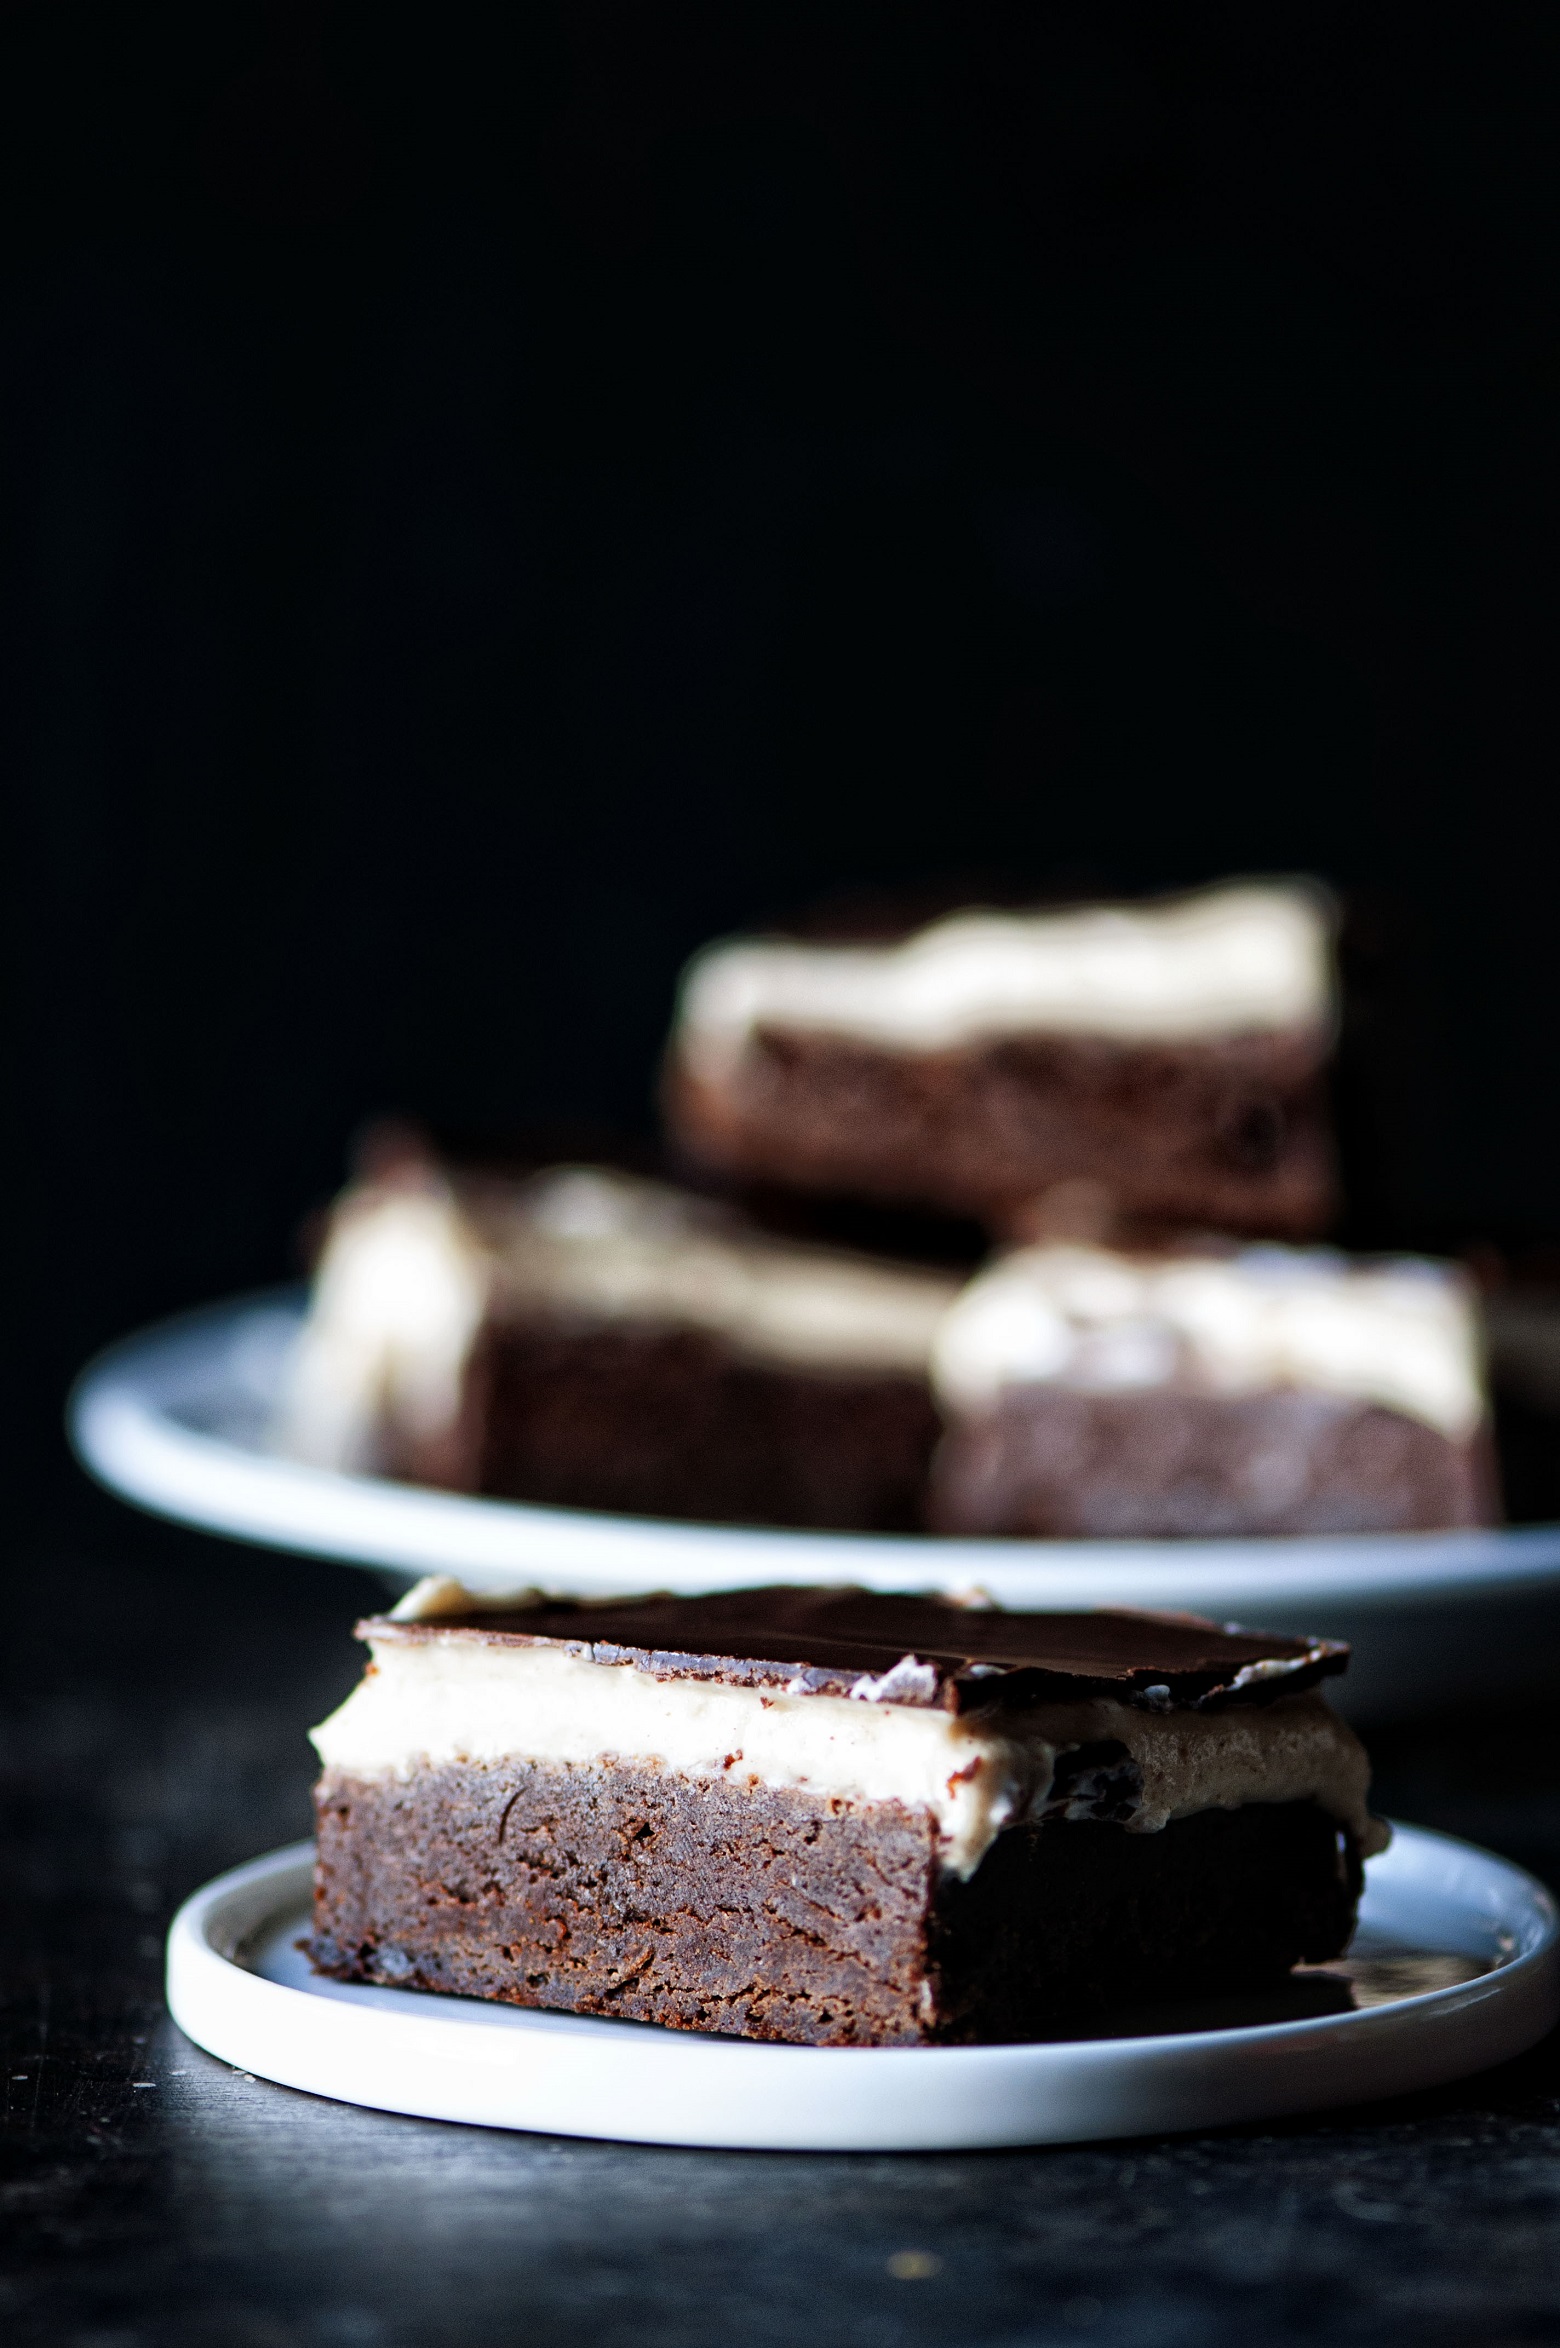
xmin=4 ymin=1490 xmax=1560 ymax=2348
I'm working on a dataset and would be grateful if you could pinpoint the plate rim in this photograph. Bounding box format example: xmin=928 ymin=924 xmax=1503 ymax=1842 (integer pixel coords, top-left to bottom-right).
xmin=165 ymin=1827 xmax=1560 ymax=2151
xmin=71 ymin=1289 xmax=1560 ymax=1610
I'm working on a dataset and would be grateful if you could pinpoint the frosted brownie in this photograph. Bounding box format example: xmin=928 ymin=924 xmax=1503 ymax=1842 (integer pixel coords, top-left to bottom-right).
xmin=663 ymin=881 xmax=1338 ymax=1236
xmin=308 ymin=1580 xmax=1385 ymax=2046
xmin=278 ymin=1159 xmax=959 ymax=1529
xmin=930 ymin=1240 xmax=1495 ymax=1538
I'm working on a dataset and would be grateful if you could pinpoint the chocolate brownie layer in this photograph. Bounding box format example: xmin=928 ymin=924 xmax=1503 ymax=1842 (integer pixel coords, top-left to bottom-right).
xmin=311 ymin=1760 xmax=1359 ymax=2046
xmin=309 ymin=1588 xmax=1381 ymax=2045
xmin=438 ymin=1321 xmax=941 ymax=1530
xmin=930 ymin=1387 xmax=1494 ymax=1538
xmin=280 ymin=1161 xmax=959 ymax=1528
xmin=667 ymin=1025 xmax=1336 ymax=1237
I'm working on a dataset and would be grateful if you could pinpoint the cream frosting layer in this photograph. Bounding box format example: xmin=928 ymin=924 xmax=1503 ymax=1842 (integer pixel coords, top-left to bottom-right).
xmin=278 ymin=1186 xmax=488 ymax=1473
xmin=674 ymin=883 xmax=1334 ymax=1068
xmin=279 ymin=1166 xmax=960 ymax=1473
xmin=310 ymin=1629 xmax=1382 ymax=1880
xmin=931 ymin=1241 xmax=1486 ymax=1439
xmin=478 ymin=1167 xmax=960 ymax=1372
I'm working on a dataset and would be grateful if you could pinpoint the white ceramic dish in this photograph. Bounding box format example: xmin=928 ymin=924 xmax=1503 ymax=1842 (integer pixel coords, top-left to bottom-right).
xmin=165 ymin=1827 xmax=1558 ymax=2151
xmin=71 ymin=1292 xmax=1560 ymax=1714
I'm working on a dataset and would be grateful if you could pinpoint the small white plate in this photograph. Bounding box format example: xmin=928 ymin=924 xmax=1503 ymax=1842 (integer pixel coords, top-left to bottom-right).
xmin=165 ymin=1827 xmax=1558 ymax=2151
xmin=70 ymin=1292 xmax=1560 ymax=1714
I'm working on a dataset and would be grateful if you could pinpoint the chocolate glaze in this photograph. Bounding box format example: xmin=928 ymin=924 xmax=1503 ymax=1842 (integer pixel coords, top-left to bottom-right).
xmin=361 ymin=1588 xmax=1347 ymax=1713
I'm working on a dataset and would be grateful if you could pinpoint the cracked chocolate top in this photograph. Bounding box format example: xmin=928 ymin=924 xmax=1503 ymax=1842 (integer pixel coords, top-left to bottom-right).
xmin=361 ymin=1587 xmax=1347 ymax=1712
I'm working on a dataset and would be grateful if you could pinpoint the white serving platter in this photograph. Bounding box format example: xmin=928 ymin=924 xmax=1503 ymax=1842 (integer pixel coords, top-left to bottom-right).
xmin=165 ymin=1826 xmax=1558 ymax=2151
xmin=70 ymin=1293 xmax=1560 ymax=1714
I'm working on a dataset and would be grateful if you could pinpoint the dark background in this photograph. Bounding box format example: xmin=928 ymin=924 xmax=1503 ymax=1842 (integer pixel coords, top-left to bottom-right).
xmin=7 ymin=17 xmax=1560 ymax=2339
xmin=6 ymin=2 xmax=1560 ymax=1514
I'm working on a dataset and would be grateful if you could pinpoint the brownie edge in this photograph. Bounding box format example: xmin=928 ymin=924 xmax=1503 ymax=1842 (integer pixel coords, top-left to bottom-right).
xmin=311 ymin=1760 xmax=1361 ymax=2045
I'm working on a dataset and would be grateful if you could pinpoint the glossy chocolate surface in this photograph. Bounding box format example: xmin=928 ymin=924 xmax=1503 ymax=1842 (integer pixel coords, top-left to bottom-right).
xmin=362 ymin=1588 xmax=1347 ymax=1710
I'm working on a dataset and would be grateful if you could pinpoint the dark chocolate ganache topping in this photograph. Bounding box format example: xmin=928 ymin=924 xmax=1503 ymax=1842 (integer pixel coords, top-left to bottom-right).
xmin=362 ymin=1588 xmax=1347 ymax=1712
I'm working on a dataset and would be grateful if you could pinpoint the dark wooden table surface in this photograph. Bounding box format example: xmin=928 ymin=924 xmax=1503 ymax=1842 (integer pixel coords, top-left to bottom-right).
xmin=5 ymin=1489 xmax=1560 ymax=2348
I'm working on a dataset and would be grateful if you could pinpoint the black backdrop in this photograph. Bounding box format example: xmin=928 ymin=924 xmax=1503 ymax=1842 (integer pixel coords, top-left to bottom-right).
xmin=6 ymin=4 xmax=1559 ymax=1513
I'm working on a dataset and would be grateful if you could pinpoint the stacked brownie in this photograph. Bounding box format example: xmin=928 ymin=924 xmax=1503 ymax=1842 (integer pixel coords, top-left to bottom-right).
xmin=656 ymin=877 xmax=1494 ymax=1536
xmin=281 ymin=874 xmax=1497 ymax=1537
xmin=663 ymin=881 xmax=1339 ymax=1237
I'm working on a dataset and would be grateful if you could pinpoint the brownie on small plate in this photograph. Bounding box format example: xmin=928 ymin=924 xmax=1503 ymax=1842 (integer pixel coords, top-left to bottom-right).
xmin=309 ymin=1583 xmax=1384 ymax=2047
